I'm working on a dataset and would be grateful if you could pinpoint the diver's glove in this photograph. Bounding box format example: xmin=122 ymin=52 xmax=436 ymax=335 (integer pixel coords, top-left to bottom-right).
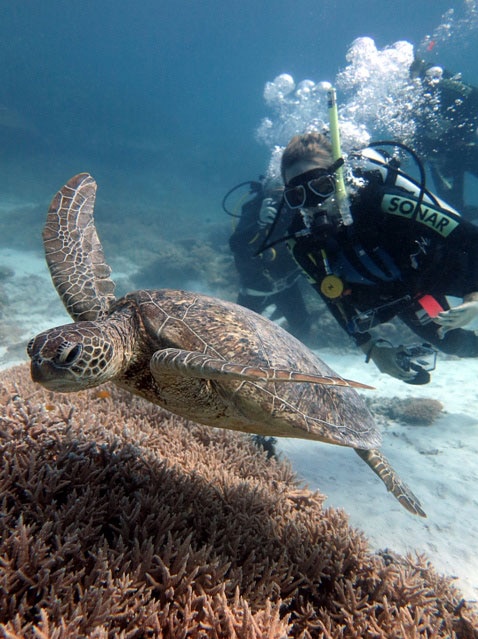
xmin=258 ymin=197 xmax=278 ymax=228
xmin=361 ymin=339 xmax=430 ymax=385
xmin=435 ymin=296 xmax=478 ymax=337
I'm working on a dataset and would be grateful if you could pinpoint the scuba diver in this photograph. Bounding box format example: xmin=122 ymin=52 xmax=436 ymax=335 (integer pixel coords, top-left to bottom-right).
xmin=410 ymin=58 xmax=478 ymax=218
xmin=274 ymin=129 xmax=478 ymax=385
xmin=225 ymin=176 xmax=312 ymax=342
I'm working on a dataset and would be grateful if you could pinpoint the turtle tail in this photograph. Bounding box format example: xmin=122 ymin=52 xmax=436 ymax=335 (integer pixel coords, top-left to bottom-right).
xmin=355 ymin=448 xmax=426 ymax=517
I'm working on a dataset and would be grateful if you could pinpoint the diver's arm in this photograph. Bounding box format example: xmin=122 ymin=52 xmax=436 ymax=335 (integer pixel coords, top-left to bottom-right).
xmin=434 ymin=218 xmax=478 ymax=332
xmin=464 ymin=291 xmax=478 ymax=302
xmin=435 ymin=291 xmax=478 ymax=333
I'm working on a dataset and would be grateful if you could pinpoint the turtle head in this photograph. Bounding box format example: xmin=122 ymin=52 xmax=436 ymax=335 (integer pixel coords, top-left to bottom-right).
xmin=27 ymin=321 xmax=124 ymax=391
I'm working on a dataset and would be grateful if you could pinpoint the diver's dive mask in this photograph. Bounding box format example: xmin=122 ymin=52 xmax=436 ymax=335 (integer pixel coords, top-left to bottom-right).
xmin=283 ymin=159 xmax=343 ymax=210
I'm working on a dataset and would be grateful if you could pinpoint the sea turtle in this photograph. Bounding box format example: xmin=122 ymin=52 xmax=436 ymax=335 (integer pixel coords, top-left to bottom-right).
xmin=27 ymin=173 xmax=425 ymax=517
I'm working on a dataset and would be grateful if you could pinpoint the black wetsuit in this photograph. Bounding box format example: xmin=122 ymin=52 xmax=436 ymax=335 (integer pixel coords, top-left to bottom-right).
xmin=229 ymin=190 xmax=310 ymax=340
xmin=287 ymin=156 xmax=478 ymax=357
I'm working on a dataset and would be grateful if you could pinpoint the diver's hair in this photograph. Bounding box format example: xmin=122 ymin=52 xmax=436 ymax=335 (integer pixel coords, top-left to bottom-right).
xmin=281 ymin=132 xmax=334 ymax=182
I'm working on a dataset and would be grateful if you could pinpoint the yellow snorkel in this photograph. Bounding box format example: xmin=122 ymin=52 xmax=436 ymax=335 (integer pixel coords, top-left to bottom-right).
xmin=327 ymin=86 xmax=353 ymax=226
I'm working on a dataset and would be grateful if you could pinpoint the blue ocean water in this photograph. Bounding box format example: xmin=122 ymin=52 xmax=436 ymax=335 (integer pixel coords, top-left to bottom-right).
xmin=1 ymin=0 xmax=477 ymax=256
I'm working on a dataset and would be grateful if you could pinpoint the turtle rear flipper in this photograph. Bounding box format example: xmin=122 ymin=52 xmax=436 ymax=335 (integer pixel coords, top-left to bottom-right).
xmin=355 ymin=448 xmax=426 ymax=517
xmin=43 ymin=173 xmax=116 ymax=321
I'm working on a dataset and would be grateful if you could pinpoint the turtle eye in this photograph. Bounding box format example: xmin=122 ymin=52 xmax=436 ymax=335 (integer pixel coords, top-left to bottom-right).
xmin=56 ymin=342 xmax=83 ymax=365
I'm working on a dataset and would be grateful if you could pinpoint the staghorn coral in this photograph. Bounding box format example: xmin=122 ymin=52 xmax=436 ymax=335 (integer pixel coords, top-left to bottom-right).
xmin=0 ymin=364 xmax=476 ymax=638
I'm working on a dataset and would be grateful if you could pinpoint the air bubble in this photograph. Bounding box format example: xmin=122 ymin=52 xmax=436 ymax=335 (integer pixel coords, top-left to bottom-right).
xmin=263 ymin=73 xmax=296 ymax=104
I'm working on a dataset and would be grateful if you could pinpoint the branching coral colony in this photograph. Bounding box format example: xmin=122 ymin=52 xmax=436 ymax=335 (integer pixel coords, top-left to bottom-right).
xmin=0 ymin=364 xmax=477 ymax=638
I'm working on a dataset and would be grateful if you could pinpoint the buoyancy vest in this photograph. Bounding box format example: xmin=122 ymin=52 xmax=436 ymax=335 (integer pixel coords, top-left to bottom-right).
xmin=289 ymin=146 xmax=464 ymax=308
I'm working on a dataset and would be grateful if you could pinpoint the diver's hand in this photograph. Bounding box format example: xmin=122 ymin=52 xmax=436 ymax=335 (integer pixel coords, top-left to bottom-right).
xmin=258 ymin=198 xmax=278 ymax=227
xmin=435 ymin=296 xmax=478 ymax=336
xmin=361 ymin=339 xmax=419 ymax=383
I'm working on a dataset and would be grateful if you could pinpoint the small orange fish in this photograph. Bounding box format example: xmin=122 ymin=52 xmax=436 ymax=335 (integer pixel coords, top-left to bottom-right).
xmin=44 ymin=403 xmax=56 ymax=411
xmin=94 ymin=389 xmax=112 ymax=399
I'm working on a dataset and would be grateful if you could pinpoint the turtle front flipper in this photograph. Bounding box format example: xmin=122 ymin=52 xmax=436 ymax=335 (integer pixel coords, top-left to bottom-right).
xmin=354 ymin=448 xmax=426 ymax=517
xmin=43 ymin=173 xmax=116 ymax=321
xmin=151 ymin=348 xmax=373 ymax=389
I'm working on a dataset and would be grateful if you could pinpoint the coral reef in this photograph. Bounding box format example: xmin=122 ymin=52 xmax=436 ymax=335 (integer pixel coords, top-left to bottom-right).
xmin=131 ymin=234 xmax=236 ymax=296
xmin=0 ymin=266 xmax=14 ymax=322
xmin=367 ymin=395 xmax=444 ymax=426
xmin=0 ymin=266 xmax=14 ymax=282
xmin=0 ymin=364 xmax=476 ymax=638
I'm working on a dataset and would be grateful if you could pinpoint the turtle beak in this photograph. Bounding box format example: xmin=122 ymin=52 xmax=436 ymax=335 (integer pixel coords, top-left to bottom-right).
xmin=28 ymin=354 xmax=68 ymax=391
xmin=29 ymin=357 xmax=43 ymax=384
xmin=27 ymin=336 xmax=45 ymax=383
xmin=27 ymin=332 xmax=83 ymax=391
